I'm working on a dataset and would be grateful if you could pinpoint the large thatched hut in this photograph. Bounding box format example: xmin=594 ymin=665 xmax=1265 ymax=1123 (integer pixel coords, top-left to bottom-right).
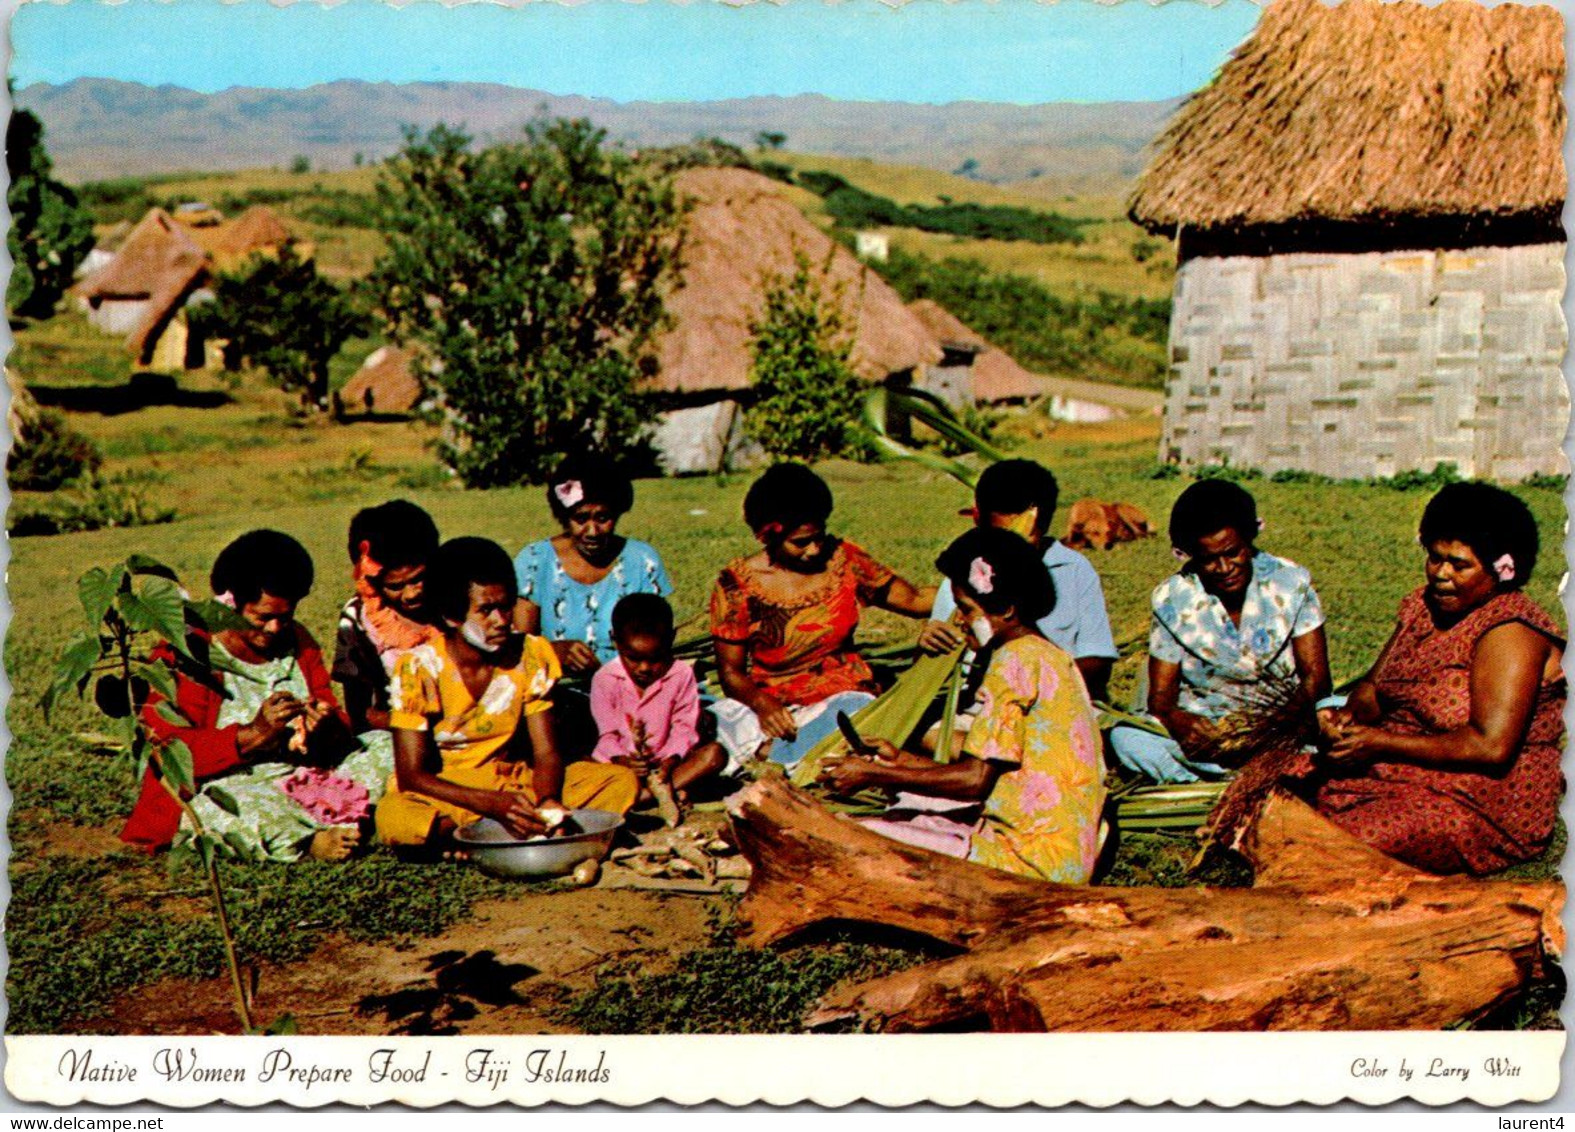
xmin=647 ymin=167 xmax=943 ymax=473
xmin=1128 ymin=0 xmax=1567 ymax=480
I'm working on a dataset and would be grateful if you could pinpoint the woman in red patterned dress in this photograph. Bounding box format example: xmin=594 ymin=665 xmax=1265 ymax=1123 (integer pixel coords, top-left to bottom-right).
xmin=709 ymin=463 xmax=936 ymax=772
xmin=1315 ymin=482 xmax=1564 ymax=874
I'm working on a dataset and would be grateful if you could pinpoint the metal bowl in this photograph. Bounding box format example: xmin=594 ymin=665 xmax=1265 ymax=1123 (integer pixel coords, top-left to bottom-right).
xmin=453 ymin=808 xmax=623 ymax=879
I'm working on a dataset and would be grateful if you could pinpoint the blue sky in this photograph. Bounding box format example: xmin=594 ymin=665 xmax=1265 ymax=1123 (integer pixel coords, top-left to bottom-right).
xmin=11 ymin=0 xmax=1261 ymax=104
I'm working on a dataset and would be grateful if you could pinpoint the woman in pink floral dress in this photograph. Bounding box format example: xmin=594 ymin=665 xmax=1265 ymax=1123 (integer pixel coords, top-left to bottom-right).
xmin=818 ymin=527 xmax=1105 ymax=884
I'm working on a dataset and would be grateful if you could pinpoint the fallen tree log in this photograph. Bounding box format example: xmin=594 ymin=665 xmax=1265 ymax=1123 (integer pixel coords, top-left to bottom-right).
xmin=726 ymin=776 xmax=1564 ymax=1032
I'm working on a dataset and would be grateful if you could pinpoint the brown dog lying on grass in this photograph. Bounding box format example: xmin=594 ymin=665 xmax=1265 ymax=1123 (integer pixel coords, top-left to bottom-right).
xmin=1064 ymin=499 xmax=1154 ymax=551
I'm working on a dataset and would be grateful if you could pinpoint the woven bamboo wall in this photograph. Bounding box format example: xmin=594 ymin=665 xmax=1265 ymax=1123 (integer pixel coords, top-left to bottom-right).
xmin=1162 ymin=242 xmax=1569 ymax=480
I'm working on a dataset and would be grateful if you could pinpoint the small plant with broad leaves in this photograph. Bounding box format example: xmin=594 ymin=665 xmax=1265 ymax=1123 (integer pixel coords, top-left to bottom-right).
xmin=43 ymin=553 xmax=295 ymax=1036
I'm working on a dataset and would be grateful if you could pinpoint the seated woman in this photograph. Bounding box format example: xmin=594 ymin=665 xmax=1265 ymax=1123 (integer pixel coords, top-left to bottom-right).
xmin=332 ymin=499 xmax=441 ymax=733
xmin=378 ymin=537 xmax=638 ymax=852
xmin=1109 ymin=480 xmax=1330 ymax=783
xmin=818 ymin=528 xmax=1106 ymax=884
xmin=709 ymin=463 xmax=935 ymax=772
xmin=513 ymin=454 xmax=672 ymax=676
xmin=1313 ymin=482 xmax=1563 ymax=875
xmin=122 ymin=530 xmax=393 ymax=863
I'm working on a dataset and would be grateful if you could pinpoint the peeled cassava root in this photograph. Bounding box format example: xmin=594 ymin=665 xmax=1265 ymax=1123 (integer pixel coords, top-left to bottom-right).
xmin=725 ymin=776 xmax=1563 ymax=1032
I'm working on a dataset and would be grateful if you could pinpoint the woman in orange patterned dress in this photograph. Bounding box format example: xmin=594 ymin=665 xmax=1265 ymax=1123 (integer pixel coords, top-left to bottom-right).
xmin=709 ymin=463 xmax=936 ymax=772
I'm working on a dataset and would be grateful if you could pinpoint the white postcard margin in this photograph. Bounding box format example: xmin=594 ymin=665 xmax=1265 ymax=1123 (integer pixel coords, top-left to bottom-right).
xmin=4 ymin=1031 xmax=1564 ymax=1108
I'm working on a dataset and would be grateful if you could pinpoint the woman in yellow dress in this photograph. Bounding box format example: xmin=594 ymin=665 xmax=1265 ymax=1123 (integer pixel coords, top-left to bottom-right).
xmin=376 ymin=537 xmax=638 ymax=851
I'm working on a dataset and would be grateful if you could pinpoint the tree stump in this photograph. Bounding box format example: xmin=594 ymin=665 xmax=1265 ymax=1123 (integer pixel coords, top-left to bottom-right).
xmin=726 ymin=776 xmax=1563 ymax=1032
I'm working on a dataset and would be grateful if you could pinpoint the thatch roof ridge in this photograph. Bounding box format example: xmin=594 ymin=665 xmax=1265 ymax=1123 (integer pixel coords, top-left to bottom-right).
xmin=191 ymin=205 xmax=294 ymax=269
xmin=905 ymin=298 xmax=1046 ymax=403
xmin=75 ymin=207 xmax=206 ymax=301
xmin=75 ymin=207 xmax=211 ymax=357
xmin=649 ymin=166 xmax=942 ymax=395
xmin=1129 ymin=0 xmax=1566 ymax=232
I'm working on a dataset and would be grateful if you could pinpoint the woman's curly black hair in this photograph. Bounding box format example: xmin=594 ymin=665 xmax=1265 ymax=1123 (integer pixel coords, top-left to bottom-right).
xmin=1419 ymin=481 xmax=1539 ymax=591
xmin=742 ymin=463 xmax=834 ymax=536
xmin=427 ymin=537 xmax=519 ymax=624
xmin=935 ymin=526 xmax=1055 ymax=625
xmin=346 ymin=499 xmax=439 ymax=570
xmin=1168 ymin=480 xmax=1259 ymax=556
xmin=546 ymin=454 xmax=635 ymax=523
xmin=211 ymin=530 xmax=315 ymax=607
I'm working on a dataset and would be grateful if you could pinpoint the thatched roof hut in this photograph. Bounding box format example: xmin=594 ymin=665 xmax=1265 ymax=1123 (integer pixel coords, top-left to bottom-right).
xmin=1128 ymin=0 xmax=1567 ymax=482
xmin=75 ymin=208 xmax=209 ymax=359
xmin=905 ymin=299 xmax=1045 ymax=404
xmin=650 ymin=167 xmax=941 ymax=396
xmin=1129 ymin=0 xmax=1565 ymax=253
xmin=341 ymin=346 xmax=423 ymax=414
xmin=192 ymin=205 xmax=294 ymax=271
xmin=75 ymin=205 xmax=302 ymax=367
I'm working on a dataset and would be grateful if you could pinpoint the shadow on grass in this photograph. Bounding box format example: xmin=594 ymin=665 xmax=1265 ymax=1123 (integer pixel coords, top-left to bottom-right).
xmin=31 ymin=372 xmax=233 ymax=416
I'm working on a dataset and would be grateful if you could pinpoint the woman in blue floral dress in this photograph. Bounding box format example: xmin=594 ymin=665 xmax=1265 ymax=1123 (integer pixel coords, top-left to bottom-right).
xmin=1110 ymin=480 xmax=1331 ymax=783
xmin=512 ymin=454 xmax=673 ymax=677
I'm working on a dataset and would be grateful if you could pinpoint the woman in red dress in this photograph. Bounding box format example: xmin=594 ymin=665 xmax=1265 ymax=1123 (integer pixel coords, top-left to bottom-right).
xmin=1315 ymin=482 xmax=1564 ymax=874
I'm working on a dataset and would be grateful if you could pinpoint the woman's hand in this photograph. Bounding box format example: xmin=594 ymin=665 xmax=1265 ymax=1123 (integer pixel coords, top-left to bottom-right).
xmin=817 ymin=752 xmax=877 ymax=794
xmin=917 ymin=619 xmax=965 ymax=656
xmin=238 ymin=691 xmax=303 ymax=755
xmin=299 ymin=697 xmax=336 ymax=735
xmin=477 ymin=791 xmax=548 ymax=839
xmin=1317 ymin=706 xmax=1355 ymax=743
xmin=754 ymin=697 xmax=798 ymax=741
xmin=1325 ymin=723 xmax=1387 ymax=766
xmin=552 ymin=639 xmax=600 ymax=675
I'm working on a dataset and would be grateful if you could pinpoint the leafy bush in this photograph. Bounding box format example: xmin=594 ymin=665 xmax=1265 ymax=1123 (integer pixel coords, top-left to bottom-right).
xmin=8 ymin=111 xmax=96 ymax=318
xmin=796 ymin=171 xmax=1088 ymax=246
xmin=194 ymin=243 xmax=366 ymax=409
xmin=8 ymin=409 xmax=102 ymax=490
xmin=1268 ymin=468 xmax=1336 ymax=485
xmin=10 ymin=475 xmax=176 ymax=536
xmin=1193 ymin=463 xmax=1262 ymax=483
xmin=214 ymin=186 xmax=301 ymax=213
xmin=745 ymin=250 xmax=868 ymax=460
xmin=876 ymin=248 xmax=1170 ymax=389
xmin=1521 ymin=472 xmax=1567 ymax=492
xmin=1366 ymin=463 xmax=1461 ymax=492
xmin=369 ymin=120 xmax=682 ymax=487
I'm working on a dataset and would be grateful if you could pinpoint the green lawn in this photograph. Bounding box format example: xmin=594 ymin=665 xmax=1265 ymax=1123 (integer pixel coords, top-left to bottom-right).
xmin=7 ymin=408 xmax=1565 ymax=1032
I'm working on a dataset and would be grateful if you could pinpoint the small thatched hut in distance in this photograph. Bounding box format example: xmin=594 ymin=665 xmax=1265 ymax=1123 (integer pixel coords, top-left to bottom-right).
xmin=647 ymin=167 xmax=942 ymax=474
xmin=1128 ymin=0 xmax=1567 ymax=480
xmin=75 ymin=208 xmax=210 ymax=369
xmin=75 ymin=205 xmax=300 ymax=372
xmin=340 ymin=346 xmax=424 ymax=415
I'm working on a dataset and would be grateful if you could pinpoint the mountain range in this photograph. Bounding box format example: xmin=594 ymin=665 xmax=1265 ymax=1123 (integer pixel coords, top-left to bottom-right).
xmin=16 ymin=78 xmax=1180 ymax=193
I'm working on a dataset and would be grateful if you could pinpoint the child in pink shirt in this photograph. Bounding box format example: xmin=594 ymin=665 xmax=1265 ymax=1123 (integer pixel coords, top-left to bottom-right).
xmin=590 ymin=594 xmax=727 ymax=803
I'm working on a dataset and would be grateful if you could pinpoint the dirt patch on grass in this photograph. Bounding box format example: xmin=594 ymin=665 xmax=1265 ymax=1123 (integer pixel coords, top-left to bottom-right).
xmin=11 ymin=811 xmax=127 ymax=860
xmin=86 ymin=886 xmax=725 ymax=1035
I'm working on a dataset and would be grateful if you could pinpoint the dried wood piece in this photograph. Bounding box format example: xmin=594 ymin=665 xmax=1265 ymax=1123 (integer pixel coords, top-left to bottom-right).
xmin=727 ymin=777 xmax=1564 ymax=1032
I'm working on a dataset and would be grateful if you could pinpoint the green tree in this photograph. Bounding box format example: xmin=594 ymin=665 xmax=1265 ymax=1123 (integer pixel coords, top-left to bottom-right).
xmin=368 ymin=120 xmax=683 ymax=486
xmin=195 ymin=244 xmax=365 ymax=409
xmin=745 ymin=250 xmax=866 ymax=460
xmin=7 ymin=110 xmax=95 ymax=319
xmin=755 ymin=131 xmax=788 ymax=151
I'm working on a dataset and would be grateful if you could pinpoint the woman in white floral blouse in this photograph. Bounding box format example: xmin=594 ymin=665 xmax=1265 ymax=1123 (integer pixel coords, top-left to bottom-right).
xmin=1110 ymin=480 xmax=1331 ymax=783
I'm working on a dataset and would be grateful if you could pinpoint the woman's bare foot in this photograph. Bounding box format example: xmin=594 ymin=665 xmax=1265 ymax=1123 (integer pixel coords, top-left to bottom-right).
xmin=308 ymin=825 xmax=361 ymax=862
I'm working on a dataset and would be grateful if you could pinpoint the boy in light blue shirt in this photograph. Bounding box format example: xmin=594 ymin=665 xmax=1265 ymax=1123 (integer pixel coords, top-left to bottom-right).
xmin=919 ymin=460 xmax=1118 ymax=702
